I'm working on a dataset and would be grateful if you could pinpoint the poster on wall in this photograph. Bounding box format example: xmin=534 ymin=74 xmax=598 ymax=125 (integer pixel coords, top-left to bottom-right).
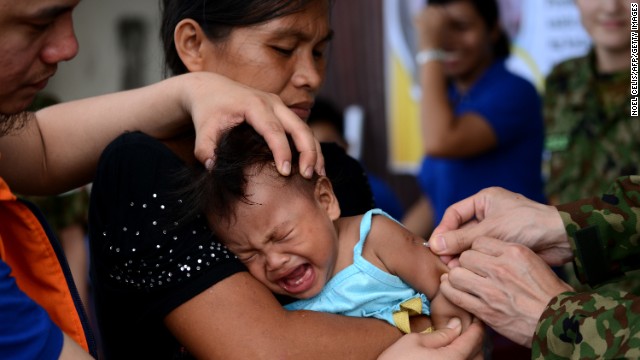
xmin=384 ymin=0 xmax=592 ymax=174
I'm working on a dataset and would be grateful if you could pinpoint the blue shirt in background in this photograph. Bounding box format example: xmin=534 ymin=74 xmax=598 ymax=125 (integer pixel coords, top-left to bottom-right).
xmin=418 ymin=58 xmax=546 ymax=224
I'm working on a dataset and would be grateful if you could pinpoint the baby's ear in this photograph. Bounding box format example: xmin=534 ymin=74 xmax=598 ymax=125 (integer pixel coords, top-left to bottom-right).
xmin=315 ymin=176 xmax=340 ymax=220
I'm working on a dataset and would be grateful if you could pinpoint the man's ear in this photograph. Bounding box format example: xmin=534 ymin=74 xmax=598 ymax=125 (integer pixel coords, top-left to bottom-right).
xmin=174 ymin=19 xmax=208 ymax=72
xmin=315 ymin=176 xmax=341 ymax=220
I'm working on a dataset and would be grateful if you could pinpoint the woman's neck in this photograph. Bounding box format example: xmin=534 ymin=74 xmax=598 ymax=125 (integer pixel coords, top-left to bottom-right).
xmin=594 ymin=45 xmax=630 ymax=74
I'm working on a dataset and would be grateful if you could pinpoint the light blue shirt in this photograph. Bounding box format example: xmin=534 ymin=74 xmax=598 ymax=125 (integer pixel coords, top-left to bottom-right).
xmin=285 ymin=209 xmax=430 ymax=327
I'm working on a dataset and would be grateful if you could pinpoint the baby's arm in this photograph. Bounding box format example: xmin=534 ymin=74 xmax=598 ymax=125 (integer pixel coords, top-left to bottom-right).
xmin=428 ymin=287 xmax=472 ymax=331
xmin=365 ymin=215 xmax=472 ymax=330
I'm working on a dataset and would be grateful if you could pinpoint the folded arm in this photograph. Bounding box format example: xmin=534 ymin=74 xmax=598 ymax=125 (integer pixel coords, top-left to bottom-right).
xmin=166 ymin=272 xmax=401 ymax=359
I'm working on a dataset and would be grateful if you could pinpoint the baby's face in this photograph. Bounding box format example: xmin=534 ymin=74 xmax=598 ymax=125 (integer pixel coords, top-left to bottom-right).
xmin=212 ymin=171 xmax=341 ymax=299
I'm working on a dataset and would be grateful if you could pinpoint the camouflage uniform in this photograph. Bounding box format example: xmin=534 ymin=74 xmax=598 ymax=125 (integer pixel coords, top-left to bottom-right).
xmin=544 ymin=49 xmax=640 ymax=300
xmin=544 ymin=49 xmax=639 ymax=205
xmin=532 ymin=176 xmax=640 ymax=359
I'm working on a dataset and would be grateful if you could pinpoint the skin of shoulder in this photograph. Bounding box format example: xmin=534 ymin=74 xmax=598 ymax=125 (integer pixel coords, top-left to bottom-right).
xmin=361 ymin=215 xmax=446 ymax=298
xmin=361 ymin=215 xmax=472 ymax=330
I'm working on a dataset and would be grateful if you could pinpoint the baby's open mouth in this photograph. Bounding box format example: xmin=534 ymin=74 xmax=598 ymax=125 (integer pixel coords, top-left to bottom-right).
xmin=279 ymin=264 xmax=315 ymax=294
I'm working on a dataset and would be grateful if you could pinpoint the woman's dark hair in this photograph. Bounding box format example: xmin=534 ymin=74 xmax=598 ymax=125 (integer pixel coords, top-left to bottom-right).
xmin=183 ymin=123 xmax=316 ymax=228
xmin=429 ymin=0 xmax=511 ymax=58
xmin=160 ymin=0 xmax=319 ymax=76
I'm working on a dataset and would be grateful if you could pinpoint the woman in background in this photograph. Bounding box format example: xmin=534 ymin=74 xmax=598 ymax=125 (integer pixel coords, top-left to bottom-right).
xmin=405 ymin=1 xmax=546 ymax=357
xmin=404 ymin=0 xmax=545 ymax=240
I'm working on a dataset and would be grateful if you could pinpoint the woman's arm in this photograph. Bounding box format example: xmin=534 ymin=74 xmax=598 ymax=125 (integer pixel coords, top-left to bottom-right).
xmin=413 ymin=6 xmax=496 ymax=158
xmin=59 ymin=334 xmax=93 ymax=360
xmin=0 ymin=72 xmax=322 ymax=195
xmin=165 ymin=272 xmax=402 ymax=359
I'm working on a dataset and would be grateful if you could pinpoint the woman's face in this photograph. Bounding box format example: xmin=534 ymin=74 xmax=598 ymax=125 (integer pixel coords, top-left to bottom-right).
xmin=576 ymin=0 xmax=632 ymax=54
xmin=439 ymin=1 xmax=495 ymax=86
xmin=199 ymin=1 xmax=332 ymax=120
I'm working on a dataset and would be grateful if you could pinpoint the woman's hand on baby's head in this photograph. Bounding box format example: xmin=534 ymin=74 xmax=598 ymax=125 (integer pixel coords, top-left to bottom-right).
xmin=182 ymin=72 xmax=325 ymax=178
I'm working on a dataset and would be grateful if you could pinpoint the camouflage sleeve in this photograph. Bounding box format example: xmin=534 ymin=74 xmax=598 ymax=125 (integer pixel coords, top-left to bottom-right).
xmin=556 ymin=176 xmax=640 ymax=287
xmin=532 ymin=290 xmax=640 ymax=359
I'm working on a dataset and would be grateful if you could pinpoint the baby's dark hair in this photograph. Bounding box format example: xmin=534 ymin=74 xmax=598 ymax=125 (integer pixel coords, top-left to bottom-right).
xmin=187 ymin=123 xmax=317 ymax=228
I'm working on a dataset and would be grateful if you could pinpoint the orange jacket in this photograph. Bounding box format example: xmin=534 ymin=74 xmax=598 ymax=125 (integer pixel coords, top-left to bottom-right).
xmin=0 ymin=178 xmax=95 ymax=356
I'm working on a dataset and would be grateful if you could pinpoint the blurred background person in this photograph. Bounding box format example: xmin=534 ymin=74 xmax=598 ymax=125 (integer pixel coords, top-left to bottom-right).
xmin=407 ymin=0 xmax=547 ymax=357
xmin=544 ymin=0 xmax=640 ymax=293
xmin=308 ymin=97 xmax=406 ymax=221
xmin=404 ymin=0 xmax=545 ymax=241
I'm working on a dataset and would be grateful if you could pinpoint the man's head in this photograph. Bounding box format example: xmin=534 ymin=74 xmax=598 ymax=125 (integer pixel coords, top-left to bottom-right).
xmin=0 ymin=0 xmax=79 ymax=120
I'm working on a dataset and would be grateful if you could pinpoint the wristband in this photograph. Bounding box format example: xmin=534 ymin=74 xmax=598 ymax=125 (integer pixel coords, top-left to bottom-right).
xmin=415 ymin=49 xmax=447 ymax=65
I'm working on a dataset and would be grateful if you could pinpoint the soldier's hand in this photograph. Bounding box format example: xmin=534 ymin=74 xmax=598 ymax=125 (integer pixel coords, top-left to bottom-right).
xmin=439 ymin=237 xmax=573 ymax=347
xmin=428 ymin=187 xmax=574 ymax=267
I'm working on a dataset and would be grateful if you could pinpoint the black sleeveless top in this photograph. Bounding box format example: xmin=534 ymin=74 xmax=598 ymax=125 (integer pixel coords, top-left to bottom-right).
xmin=89 ymin=131 xmax=373 ymax=359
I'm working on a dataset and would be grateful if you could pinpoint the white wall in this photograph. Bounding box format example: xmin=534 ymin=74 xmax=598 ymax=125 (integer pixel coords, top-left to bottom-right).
xmin=46 ymin=0 xmax=164 ymax=101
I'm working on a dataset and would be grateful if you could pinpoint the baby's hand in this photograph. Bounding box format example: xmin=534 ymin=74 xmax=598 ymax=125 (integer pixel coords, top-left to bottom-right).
xmin=430 ymin=290 xmax=474 ymax=331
